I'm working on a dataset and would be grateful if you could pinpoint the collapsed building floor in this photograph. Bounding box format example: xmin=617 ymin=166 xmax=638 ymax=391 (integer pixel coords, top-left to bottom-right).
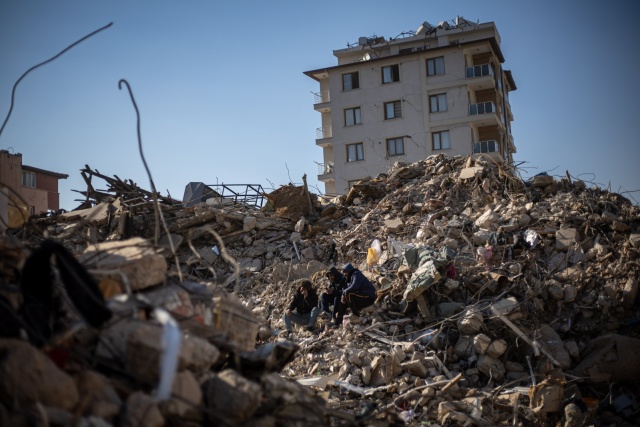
xmin=1 ymin=153 xmax=639 ymax=427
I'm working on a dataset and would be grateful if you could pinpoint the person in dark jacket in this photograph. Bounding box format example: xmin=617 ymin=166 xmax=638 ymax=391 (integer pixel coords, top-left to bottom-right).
xmin=282 ymin=279 xmax=320 ymax=336
xmin=335 ymin=262 xmax=377 ymax=326
xmin=320 ymin=267 xmax=348 ymax=322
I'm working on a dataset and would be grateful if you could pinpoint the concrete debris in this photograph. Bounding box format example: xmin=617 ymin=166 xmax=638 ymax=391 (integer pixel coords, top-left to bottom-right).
xmin=1 ymin=154 xmax=639 ymax=426
xmin=0 ymin=339 xmax=79 ymax=411
xmin=80 ymin=236 xmax=168 ymax=291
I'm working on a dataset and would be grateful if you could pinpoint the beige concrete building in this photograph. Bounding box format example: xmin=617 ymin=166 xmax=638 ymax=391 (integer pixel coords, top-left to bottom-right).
xmin=304 ymin=17 xmax=517 ymax=196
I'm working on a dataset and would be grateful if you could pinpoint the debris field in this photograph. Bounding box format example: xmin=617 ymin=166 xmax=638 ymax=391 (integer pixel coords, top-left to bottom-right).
xmin=1 ymin=153 xmax=639 ymax=427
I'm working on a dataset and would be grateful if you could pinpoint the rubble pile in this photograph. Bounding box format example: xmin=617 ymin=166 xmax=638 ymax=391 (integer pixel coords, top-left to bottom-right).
xmin=0 ymin=239 xmax=328 ymax=427
xmin=1 ymin=153 xmax=639 ymax=426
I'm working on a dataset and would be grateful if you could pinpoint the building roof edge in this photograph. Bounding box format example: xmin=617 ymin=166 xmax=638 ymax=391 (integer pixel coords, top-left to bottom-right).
xmin=303 ymin=37 xmax=506 ymax=78
xmin=22 ymin=164 xmax=69 ymax=179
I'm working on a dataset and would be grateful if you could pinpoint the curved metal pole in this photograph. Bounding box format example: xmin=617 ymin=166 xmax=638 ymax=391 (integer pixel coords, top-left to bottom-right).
xmin=0 ymin=22 xmax=113 ymax=139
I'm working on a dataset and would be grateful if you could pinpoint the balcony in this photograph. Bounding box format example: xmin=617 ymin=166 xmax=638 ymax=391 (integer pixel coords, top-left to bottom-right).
xmin=472 ymin=140 xmax=498 ymax=154
xmin=317 ymin=162 xmax=334 ymax=182
xmin=466 ymin=64 xmax=493 ymax=78
xmin=312 ymin=90 xmax=331 ymax=112
xmin=469 ymin=101 xmax=495 ymax=116
xmin=466 ymin=63 xmax=495 ymax=91
xmin=315 ymin=126 xmax=332 ymax=147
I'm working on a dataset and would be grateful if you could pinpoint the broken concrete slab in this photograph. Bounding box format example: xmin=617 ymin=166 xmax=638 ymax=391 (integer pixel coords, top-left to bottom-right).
xmin=80 ymin=237 xmax=167 ymax=290
xmin=556 ymin=228 xmax=579 ymax=252
xmin=125 ymin=323 xmax=220 ymax=384
xmin=474 ymin=208 xmax=500 ymax=229
xmin=60 ymin=201 xmax=115 ymax=224
xmin=531 ymin=174 xmax=555 ymax=187
xmin=458 ymin=166 xmax=484 ymax=180
xmin=384 ymin=217 xmax=404 ymax=233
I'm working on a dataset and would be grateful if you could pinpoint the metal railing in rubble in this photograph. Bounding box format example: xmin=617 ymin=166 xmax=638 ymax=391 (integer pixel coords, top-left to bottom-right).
xmin=206 ymin=184 xmax=266 ymax=208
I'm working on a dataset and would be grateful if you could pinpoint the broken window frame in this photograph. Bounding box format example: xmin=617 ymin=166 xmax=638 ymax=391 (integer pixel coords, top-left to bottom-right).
xmin=344 ymin=107 xmax=362 ymax=126
xmin=346 ymin=142 xmax=364 ymax=162
xmin=384 ymin=100 xmax=402 ymax=120
xmin=432 ymin=130 xmax=451 ymax=150
xmin=386 ymin=137 xmax=405 ymax=156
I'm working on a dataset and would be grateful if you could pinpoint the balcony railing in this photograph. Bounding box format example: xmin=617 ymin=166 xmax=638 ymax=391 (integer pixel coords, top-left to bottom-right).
xmin=312 ymin=90 xmax=330 ymax=104
xmin=317 ymin=162 xmax=334 ymax=175
xmin=466 ymin=64 xmax=493 ymax=78
xmin=316 ymin=126 xmax=332 ymax=139
xmin=469 ymin=101 xmax=495 ymax=115
xmin=472 ymin=140 xmax=498 ymax=154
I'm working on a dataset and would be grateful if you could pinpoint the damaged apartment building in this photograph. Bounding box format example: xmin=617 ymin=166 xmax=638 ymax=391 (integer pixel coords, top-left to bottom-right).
xmin=305 ymin=16 xmax=517 ymax=196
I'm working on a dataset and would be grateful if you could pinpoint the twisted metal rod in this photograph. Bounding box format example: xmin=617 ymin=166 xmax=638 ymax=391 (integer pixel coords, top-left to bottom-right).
xmin=0 ymin=22 xmax=113 ymax=139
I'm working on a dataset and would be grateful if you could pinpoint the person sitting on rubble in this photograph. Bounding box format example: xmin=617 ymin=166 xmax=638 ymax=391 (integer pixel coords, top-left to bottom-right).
xmin=335 ymin=263 xmax=377 ymax=327
xmin=320 ymin=267 xmax=348 ymax=320
xmin=282 ymin=279 xmax=320 ymax=337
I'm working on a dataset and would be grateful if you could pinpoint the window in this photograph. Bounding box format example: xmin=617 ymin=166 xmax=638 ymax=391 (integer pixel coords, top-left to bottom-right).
xmin=342 ymin=72 xmax=359 ymax=91
xmin=386 ymin=137 xmax=405 ymax=156
xmin=427 ymin=56 xmax=445 ymax=76
xmin=22 ymin=171 xmax=36 ymax=188
xmin=344 ymin=107 xmax=362 ymax=126
xmin=400 ymin=45 xmax=429 ymax=54
xmin=381 ymin=64 xmax=400 ymax=84
xmin=384 ymin=100 xmax=402 ymax=119
xmin=432 ymin=131 xmax=451 ymax=150
xmin=346 ymin=143 xmax=364 ymax=162
xmin=429 ymin=94 xmax=448 ymax=112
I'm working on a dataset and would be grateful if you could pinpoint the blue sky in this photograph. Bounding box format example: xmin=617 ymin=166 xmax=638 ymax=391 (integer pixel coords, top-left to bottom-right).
xmin=1 ymin=0 xmax=639 ymax=210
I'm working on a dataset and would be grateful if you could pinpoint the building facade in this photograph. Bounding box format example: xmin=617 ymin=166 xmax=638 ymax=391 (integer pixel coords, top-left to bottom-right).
xmin=304 ymin=17 xmax=517 ymax=196
xmin=0 ymin=150 xmax=68 ymax=217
